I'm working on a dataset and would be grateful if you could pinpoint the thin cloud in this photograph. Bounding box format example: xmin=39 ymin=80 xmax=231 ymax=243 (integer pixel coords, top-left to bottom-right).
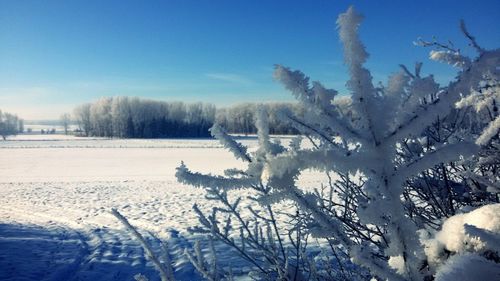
xmin=0 ymin=87 xmax=52 ymax=103
xmin=3 ymin=104 xmax=74 ymax=120
xmin=204 ymin=73 xmax=253 ymax=85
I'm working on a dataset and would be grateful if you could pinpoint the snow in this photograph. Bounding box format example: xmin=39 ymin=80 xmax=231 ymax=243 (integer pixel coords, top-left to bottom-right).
xmin=476 ymin=116 xmax=500 ymax=145
xmin=0 ymin=146 xmax=237 ymax=183
xmin=434 ymin=253 xmax=500 ymax=281
xmin=2 ymin=134 xmax=224 ymax=149
xmin=387 ymin=255 xmax=405 ymax=275
xmin=0 ymin=134 xmax=322 ymax=280
xmin=421 ymin=204 xmax=500 ymax=280
xmin=429 ymin=50 xmax=471 ymax=68
xmin=435 ymin=204 xmax=500 ymax=254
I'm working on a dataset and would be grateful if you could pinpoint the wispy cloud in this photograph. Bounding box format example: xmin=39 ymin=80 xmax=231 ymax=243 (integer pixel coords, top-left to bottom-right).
xmin=3 ymin=104 xmax=75 ymax=120
xmin=0 ymin=87 xmax=52 ymax=103
xmin=204 ymin=73 xmax=253 ymax=85
xmin=0 ymin=86 xmax=69 ymax=119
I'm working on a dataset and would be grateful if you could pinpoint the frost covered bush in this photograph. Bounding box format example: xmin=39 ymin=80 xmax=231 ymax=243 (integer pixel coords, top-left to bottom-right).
xmin=114 ymin=6 xmax=499 ymax=281
xmin=177 ymin=107 xmax=362 ymax=280
xmin=175 ymin=6 xmax=499 ymax=281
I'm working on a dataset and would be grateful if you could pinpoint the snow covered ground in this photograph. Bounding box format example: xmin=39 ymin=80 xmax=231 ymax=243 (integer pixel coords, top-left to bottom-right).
xmin=0 ymin=134 xmax=321 ymax=280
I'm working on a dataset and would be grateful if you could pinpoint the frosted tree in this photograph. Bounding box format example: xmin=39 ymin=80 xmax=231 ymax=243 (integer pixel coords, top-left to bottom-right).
xmin=397 ymin=32 xmax=500 ymax=228
xmin=177 ymin=108 xmax=334 ymax=279
xmin=60 ymin=113 xmax=71 ymax=135
xmin=0 ymin=110 xmax=23 ymax=140
xmin=267 ymin=7 xmax=498 ymax=280
xmin=454 ymin=75 xmax=500 ymax=195
xmin=112 ymin=6 xmax=498 ymax=281
xmin=111 ymin=96 xmax=132 ymax=138
xmin=74 ymin=103 xmax=92 ymax=136
xmin=176 ymin=6 xmax=499 ymax=281
xmin=73 ymin=97 xmax=217 ymax=138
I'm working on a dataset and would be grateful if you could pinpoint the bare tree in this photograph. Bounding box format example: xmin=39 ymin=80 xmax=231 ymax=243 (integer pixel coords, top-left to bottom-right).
xmin=60 ymin=113 xmax=71 ymax=135
xmin=0 ymin=110 xmax=22 ymax=140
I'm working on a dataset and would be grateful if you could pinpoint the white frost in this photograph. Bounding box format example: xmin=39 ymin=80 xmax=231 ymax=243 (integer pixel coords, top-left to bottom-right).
xmin=435 ymin=253 xmax=500 ymax=281
xmin=423 ymin=204 xmax=500 ymax=268
xmin=476 ymin=115 xmax=500 ymax=145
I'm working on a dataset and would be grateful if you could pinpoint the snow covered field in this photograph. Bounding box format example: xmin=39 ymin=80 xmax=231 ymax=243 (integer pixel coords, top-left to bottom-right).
xmin=0 ymin=134 xmax=321 ymax=280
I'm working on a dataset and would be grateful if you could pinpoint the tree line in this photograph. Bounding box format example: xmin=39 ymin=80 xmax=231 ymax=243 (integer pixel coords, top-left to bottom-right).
xmin=0 ymin=109 xmax=23 ymax=140
xmin=215 ymin=102 xmax=300 ymax=135
xmin=74 ymin=97 xmax=216 ymax=138
xmin=73 ymin=97 xmax=299 ymax=138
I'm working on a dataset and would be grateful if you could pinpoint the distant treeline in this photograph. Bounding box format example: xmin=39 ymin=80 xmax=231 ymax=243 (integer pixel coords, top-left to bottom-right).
xmin=216 ymin=103 xmax=300 ymax=135
xmin=73 ymin=97 xmax=299 ymax=138
xmin=0 ymin=109 xmax=24 ymax=140
xmin=74 ymin=97 xmax=216 ymax=138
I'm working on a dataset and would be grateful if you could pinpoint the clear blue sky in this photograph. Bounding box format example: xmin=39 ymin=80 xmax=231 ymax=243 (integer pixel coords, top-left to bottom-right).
xmin=1 ymin=0 xmax=499 ymax=119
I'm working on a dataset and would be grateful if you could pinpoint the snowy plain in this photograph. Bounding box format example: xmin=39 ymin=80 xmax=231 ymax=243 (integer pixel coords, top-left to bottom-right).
xmin=0 ymin=134 xmax=323 ymax=280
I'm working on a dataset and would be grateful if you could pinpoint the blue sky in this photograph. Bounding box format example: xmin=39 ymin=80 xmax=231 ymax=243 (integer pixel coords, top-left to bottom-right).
xmin=1 ymin=0 xmax=499 ymax=119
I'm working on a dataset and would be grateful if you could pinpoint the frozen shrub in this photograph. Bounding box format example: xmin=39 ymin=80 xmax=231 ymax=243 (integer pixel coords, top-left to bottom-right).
xmin=177 ymin=6 xmax=499 ymax=281
xmin=115 ymin=6 xmax=499 ymax=281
